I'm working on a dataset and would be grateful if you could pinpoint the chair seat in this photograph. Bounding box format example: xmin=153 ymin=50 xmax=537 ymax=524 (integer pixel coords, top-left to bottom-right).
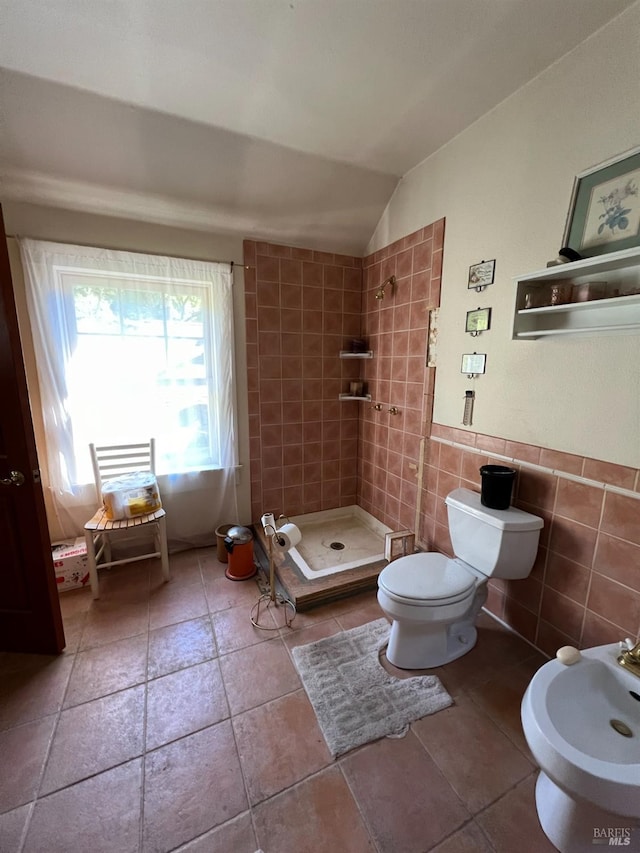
xmin=85 ymin=506 xmax=166 ymax=532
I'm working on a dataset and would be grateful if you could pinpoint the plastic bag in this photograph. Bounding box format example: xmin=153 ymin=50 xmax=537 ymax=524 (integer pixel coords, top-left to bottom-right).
xmin=101 ymin=472 xmax=162 ymax=519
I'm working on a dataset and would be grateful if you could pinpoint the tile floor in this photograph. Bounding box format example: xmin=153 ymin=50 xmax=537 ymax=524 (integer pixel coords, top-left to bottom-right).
xmin=0 ymin=548 xmax=557 ymax=853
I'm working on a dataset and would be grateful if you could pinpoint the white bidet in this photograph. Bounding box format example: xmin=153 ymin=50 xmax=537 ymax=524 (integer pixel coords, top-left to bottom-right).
xmin=521 ymin=643 xmax=640 ymax=853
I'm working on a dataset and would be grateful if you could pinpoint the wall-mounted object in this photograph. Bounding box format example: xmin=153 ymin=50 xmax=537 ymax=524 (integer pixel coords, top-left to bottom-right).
xmin=512 ymin=247 xmax=640 ymax=339
xmin=468 ymin=259 xmax=495 ymax=291
xmin=461 ymin=352 xmax=486 ymax=378
xmin=388 ymin=406 xmax=400 ymax=415
xmin=375 ymin=275 xmax=396 ymax=300
xmin=563 ymin=144 xmax=640 ymax=259
xmin=462 ymin=390 xmax=475 ymax=426
xmin=465 ymin=306 xmax=492 ymax=335
xmin=427 ymin=307 xmax=439 ymax=367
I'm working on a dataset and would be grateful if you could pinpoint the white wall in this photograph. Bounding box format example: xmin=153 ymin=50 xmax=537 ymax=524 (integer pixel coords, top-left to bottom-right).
xmin=368 ymin=2 xmax=640 ymax=468
xmin=3 ymin=201 xmax=253 ymax=532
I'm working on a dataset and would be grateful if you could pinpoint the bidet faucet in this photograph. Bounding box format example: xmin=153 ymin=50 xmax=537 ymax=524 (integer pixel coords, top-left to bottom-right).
xmin=617 ymin=637 xmax=640 ymax=678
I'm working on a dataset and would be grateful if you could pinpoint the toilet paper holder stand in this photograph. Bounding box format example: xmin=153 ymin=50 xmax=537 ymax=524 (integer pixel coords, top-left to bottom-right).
xmin=250 ymin=514 xmax=297 ymax=631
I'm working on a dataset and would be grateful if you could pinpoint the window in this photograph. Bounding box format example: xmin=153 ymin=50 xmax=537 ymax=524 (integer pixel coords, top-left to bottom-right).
xmin=20 ymin=240 xmax=236 ymax=492
xmin=64 ymin=270 xmax=219 ymax=481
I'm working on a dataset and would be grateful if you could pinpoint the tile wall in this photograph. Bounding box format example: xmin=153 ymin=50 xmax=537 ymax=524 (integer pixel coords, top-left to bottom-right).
xmin=243 ymin=240 xmax=363 ymax=521
xmin=358 ymin=220 xmax=445 ymax=532
xmin=422 ymin=423 xmax=640 ymax=654
xmin=244 ymin=225 xmax=639 ymax=657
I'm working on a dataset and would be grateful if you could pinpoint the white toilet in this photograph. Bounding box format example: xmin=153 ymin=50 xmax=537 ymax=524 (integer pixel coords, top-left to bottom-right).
xmin=377 ymin=487 xmax=543 ymax=669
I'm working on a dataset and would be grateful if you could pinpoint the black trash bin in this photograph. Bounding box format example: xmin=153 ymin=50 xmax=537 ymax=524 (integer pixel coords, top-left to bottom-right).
xmin=479 ymin=465 xmax=516 ymax=510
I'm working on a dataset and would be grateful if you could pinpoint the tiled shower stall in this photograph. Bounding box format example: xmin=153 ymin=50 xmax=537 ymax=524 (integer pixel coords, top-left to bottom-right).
xmin=244 ymin=223 xmax=640 ymax=655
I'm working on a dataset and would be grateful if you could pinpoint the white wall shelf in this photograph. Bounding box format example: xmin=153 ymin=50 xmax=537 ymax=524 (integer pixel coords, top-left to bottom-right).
xmin=512 ymin=246 xmax=640 ymax=339
xmin=339 ymin=350 xmax=373 ymax=358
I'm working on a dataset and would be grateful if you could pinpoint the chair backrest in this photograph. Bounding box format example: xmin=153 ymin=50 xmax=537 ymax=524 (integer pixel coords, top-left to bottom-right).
xmin=89 ymin=440 xmax=156 ymax=498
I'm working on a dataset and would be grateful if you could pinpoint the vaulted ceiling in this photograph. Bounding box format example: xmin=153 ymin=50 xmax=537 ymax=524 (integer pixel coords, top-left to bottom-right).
xmin=0 ymin=0 xmax=635 ymax=253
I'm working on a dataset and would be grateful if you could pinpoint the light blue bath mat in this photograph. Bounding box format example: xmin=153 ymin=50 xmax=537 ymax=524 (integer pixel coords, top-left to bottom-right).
xmin=292 ymin=618 xmax=452 ymax=758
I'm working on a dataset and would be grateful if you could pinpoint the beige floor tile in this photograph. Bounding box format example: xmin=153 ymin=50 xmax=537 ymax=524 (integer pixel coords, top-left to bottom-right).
xmin=340 ymin=731 xmax=469 ymax=852
xmin=147 ymin=615 xmax=216 ymax=679
xmin=413 ymin=693 xmax=533 ymax=813
xmin=64 ymin=634 xmax=148 ymax=707
xmin=173 ymin=811 xmax=257 ymax=852
xmin=164 ymin=551 xmax=204 ymax=585
xmin=437 ymin=613 xmax=536 ymax=696
xmin=282 ymin=617 xmax=343 ymax=652
xmin=143 ymin=721 xmax=247 ymax=853
xmin=212 ymin=603 xmax=275 ymax=654
xmin=335 ymin=598 xmax=386 ymax=631
xmin=40 ymin=685 xmax=145 ymax=795
xmin=233 ymin=689 xmax=331 ymax=805
xmin=23 ymin=759 xmax=142 ymax=853
xmin=252 ymin=765 xmax=375 ymax=853
xmin=98 ymin=560 xmax=151 ymax=599
xmin=148 ymin=580 xmax=208 ymax=630
xmin=219 ymin=637 xmax=301 ymax=715
xmin=59 ymin=611 xmax=87 ymax=653
xmin=0 ymin=803 xmax=31 ymax=853
xmin=277 ymin=603 xmax=343 ymax=635
xmin=475 ymin=773 xmax=557 ymax=852
xmin=0 ymin=653 xmax=74 ymax=731
xmin=0 ymin=716 xmax=56 ymax=813
xmin=57 ymin=587 xmax=92 ymax=618
xmin=146 ymin=660 xmax=229 ymax=750
xmin=203 ymin=574 xmax=262 ymax=613
xmin=430 ymin=820 xmax=495 ymax=852
xmin=467 ymin=653 xmax=547 ymax=757
xmin=81 ymin=601 xmax=149 ymax=650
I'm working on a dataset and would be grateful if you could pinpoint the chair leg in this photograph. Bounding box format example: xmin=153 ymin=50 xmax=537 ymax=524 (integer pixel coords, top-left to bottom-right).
xmin=84 ymin=528 xmax=100 ymax=599
xmin=158 ymin=515 xmax=170 ymax=583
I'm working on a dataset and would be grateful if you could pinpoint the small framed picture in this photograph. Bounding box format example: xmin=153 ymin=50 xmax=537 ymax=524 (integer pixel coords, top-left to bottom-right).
xmin=468 ymin=259 xmax=495 ymax=289
xmin=563 ymin=145 xmax=640 ymax=258
xmin=465 ymin=307 xmax=492 ymax=335
xmin=461 ymin=353 xmax=486 ymax=375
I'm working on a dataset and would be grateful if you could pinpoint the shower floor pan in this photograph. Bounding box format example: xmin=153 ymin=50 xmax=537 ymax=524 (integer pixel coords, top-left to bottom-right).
xmin=288 ymin=506 xmax=391 ymax=579
xmin=254 ymin=506 xmax=392 ymax=611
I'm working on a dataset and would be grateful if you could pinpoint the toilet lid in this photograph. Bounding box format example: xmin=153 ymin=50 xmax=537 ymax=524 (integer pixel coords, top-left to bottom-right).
xmin=378 ymin=553 xmax=476 ymax=604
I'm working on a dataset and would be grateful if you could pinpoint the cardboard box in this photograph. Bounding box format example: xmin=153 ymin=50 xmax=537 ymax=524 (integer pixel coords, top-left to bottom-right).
xmin=52 ymin=538 xmax=90 ymax=592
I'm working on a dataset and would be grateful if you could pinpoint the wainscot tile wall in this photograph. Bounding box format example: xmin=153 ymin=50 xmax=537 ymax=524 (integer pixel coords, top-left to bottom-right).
xmin=243 ymin=240 xmax=363 ymax=521
xmin=422 ymin=424 xmax=640 ymax=655
xmin=244 ymin=227 xmax=639 ymax=659
xmin=358 ymin=219 xmax=445 ymax=532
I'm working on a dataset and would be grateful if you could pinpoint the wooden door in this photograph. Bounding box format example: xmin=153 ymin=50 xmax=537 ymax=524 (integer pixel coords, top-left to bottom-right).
xmin=0 ymin=207 xmax=65 ymax=653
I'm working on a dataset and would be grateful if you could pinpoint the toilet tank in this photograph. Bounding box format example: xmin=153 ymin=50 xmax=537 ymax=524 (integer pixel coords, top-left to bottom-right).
xmin=445 ymin=488 xmax=543 ymax=579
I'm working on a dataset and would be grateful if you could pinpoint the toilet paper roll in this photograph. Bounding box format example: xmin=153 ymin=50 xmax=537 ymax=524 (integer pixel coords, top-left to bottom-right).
xmin=261 ymin=512 xmax=276 ymax=533
xmin=273 ymin=522 xmax=302 ymax=552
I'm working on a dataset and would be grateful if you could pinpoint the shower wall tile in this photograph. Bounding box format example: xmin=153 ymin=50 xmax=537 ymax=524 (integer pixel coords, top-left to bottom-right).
xmin=357 ymin=219 xmax=446 ymax=533
xmin=421 ymin=431 xmax=640 ymax=656
xmin=244 ymin=239 xmax=363 ymax=520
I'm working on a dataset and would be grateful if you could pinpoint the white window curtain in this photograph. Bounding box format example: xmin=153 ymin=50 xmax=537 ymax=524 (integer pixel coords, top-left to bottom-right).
xmin=19 ymin=238 xmax=239 ymax=549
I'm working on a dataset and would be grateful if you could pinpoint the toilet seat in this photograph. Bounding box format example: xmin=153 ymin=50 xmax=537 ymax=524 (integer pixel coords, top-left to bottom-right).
xmin=378 ymin=553 xmax=476 ymax=607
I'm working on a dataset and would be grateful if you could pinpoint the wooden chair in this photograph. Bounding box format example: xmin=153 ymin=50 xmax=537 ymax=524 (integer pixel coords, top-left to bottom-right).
xmin=84 ymin=439 xmax=169 ymax=599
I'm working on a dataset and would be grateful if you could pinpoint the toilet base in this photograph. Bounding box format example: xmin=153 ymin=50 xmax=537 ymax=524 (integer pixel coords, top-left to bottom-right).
xmin=534 ymin=771 xmax=640 ymax=853
xmin=386 ymin=618 xmax=477 ymax=669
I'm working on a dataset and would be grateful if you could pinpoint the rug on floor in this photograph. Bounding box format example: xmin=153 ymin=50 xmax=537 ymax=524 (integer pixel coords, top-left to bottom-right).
xmin=292 ymin=618 xmax=453 ymax=758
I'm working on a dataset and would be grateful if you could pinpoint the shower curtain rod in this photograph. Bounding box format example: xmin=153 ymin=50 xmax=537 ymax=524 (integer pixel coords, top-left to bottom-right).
xmin=7 ymin=233 xmax=253 ymax=271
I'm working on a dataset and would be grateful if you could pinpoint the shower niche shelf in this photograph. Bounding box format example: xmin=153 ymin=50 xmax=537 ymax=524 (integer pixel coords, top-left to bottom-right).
xmin=339 ymin=348 xmax=373 ymax=401
xmin=512 ymin=246 xmax=640 ymax=339
xmin=338 ymin=393 xmax=372 ymax=402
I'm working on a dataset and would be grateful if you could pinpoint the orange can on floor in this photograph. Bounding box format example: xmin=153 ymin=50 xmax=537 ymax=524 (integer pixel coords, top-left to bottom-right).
xmin=224 ymin=526 xmax=257 ymax=580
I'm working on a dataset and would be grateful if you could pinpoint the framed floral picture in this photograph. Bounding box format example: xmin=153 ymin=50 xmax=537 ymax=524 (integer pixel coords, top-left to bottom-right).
xmin=563 ymin=145 xmax=640 ymax=258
